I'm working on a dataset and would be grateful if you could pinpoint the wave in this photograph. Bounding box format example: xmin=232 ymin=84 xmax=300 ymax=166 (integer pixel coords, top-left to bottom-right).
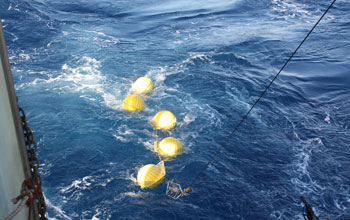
xmin=45 ymin=197 xmax=72 ymax=220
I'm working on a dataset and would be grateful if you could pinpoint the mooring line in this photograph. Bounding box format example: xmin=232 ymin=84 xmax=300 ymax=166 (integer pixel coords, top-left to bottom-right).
xmin=184 ymin=0 xmax=337 ymax=194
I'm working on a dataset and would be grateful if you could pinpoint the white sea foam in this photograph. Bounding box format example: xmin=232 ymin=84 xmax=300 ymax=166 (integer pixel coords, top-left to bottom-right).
xmin=59 ymin=171 xmax=116 ymax=202
xmin=112 ymin=133 xmax=129 ymax=143
xmin=295 ymin=138 xmax=323 ymax=176
xmin=91 ymin=208 xmax=102 ymax=220
xmin=182 ymin=52 xmax=215 ymax=66
xmin=181 ymin=113 xmax=197 ymax=126
xmin=96 ymin=177 xmax=113 ymax=187
xmin=307 ymin=137 xmax=323 ymax=146
xmin=145 ymin=66 xmax=170 ymax=86
xmin=39 ymin=161 xmax=52 ymax=177
xmin=121 ymin=191 xmax=146 ymax=198
xmin=139 ymin=0 xmax=240 ymax=16
xmin=113 ymin=190 xmax=152 ymax=202
xmin=291 ymin=136 xmax=325 ymax=194
xmin=16 ymin=50 xmax=31 ymax=61
xmin=47 ymin=39 xmax=61 ymax=47
xmin=113 ymin=124 xmax=135 ymax=143
xmin=85 ymin=30 xmax=120 ymax=46
xmin=102 ymin=91 xmax=123 ymax=110
xmin=8 ymin=3 xmax=21 ymax=12
xmin=45 ymin=196 xmax=72 ymax=220
xmin=9 ymin=32 xmax=18 ymax=42
xmin=16 ymin=56 xmax=104 ymax=93
xmin=126 ymin=170 xmax=138 ymax=185
xmin=60 ymin=176 xmax=94 ymax=193
xmin=15 ymin=56 xmax=126 ymax=111
xmin=269 ymin=210 xmax=284 ymax=220
xmin=324 ymin=113 xmax=331 ymax=124
xmin=61 ymin=57 xmax=104 ymax=90
xmin=334 ymin=198 xmax=347 ymax=211
xmin=271 ymin=0 xmax=312 ymax=18
xmin=113 ymin=124 xmax=154 ymax=152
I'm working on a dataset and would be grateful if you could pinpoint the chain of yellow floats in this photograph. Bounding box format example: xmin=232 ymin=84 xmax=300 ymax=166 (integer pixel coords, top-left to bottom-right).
xmin=122 ymin=76 xmax=183 ymax=189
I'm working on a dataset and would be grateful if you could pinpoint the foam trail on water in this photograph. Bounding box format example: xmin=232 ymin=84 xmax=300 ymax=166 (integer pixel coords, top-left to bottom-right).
xmin=45 ymin=196 xmax=72 ymax=220
xmin=291 ymin=137 xmax=326 ymax=195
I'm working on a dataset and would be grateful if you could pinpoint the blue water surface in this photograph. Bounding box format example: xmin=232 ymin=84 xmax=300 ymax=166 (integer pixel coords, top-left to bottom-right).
xmin=1 ymin=0 xmax=350 ymax=219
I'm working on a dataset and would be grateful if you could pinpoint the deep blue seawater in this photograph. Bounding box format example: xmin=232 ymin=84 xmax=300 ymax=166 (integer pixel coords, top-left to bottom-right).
xmin=1 ymin=0 xmax=350 ymax=219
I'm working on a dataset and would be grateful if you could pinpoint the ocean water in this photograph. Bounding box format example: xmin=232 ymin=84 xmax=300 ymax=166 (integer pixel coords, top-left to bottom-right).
xmin=1 ymin=0 xmax=350 ymax=219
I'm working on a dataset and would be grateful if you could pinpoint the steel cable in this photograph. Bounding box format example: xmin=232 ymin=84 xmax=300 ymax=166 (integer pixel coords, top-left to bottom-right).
xmin=185 ymin=0 xmax=337 ymax=193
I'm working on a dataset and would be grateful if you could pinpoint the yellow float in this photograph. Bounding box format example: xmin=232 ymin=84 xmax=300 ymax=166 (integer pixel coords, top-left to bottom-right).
xmin=122 ymin=94 xmax=145 ymax=112
xmin=154 ymin=137 xmax=183 ymax=158
xmin=150 ymin=110 xmax=176 ymax=131
xmin=137 ymin=161 xmax=166 ymax=189
xmin=132 ymin=76 xmax=154 ymax=94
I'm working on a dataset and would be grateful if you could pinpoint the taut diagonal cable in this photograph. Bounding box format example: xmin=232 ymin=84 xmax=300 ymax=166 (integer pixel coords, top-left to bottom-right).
xmin=184 ymin=0 xmax=337 ymax=193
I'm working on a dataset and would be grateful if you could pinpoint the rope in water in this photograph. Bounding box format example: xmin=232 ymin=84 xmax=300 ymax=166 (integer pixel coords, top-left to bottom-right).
xmin=184 ymin=0 xmax=337 ymax=193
